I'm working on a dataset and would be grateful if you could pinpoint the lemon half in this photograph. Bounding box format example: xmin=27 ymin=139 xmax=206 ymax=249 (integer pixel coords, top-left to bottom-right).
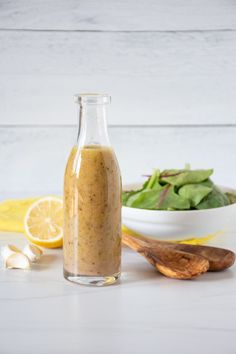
xmin=24 ymin=197 xmax=63 ymax=248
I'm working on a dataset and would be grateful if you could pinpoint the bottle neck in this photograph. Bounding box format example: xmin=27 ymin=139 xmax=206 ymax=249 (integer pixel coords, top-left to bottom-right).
xmin=77 ymin=103 xmax=111 ymax=147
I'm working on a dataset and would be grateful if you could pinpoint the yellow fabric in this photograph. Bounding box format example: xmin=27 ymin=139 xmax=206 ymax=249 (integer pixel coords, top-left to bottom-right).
xmin=122 ymin=225 xmax=220 ymax=245
xmin=0 ymin=198 xmax=220 ymax=245
xmin=0 ymin=198 xmax=40 ymax=233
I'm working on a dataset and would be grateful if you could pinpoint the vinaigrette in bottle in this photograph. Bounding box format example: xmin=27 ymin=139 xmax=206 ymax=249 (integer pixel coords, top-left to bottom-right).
xmin=63 ymin=94 xmax=122 ymax=286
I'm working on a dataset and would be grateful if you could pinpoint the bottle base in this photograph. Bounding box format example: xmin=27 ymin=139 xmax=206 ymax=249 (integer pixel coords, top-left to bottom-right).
xmin=64 ymin=269 xmax=120 ymax=286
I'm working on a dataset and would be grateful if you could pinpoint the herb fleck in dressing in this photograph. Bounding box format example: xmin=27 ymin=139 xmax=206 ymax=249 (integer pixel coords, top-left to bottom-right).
xmin=64 ymin=145 xmax=121 ymax=277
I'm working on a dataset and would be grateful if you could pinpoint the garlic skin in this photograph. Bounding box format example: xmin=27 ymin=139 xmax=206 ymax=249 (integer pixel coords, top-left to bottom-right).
xmin=23 ymin=244 xmax=43 ymax=262
xmin=5 ymin=253 xmax=30 ymax=270
xmin=1 ymin=245 xmax=21 ymax=265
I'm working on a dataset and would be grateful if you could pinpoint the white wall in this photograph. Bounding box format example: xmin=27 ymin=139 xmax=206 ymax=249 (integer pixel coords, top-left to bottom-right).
xmin=0 ymin=0 xmax=236 ymax=196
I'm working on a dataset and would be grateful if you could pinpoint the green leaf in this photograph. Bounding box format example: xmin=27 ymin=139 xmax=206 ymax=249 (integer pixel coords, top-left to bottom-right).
xmin=126 ymin=188 xmax=161 ymax=209
xmin=156 ymin=185 xmax=190 ymax=210
xmin=127 ymin=185 xmax=190 ymax=210
xmin=122 ymin=169 xmax=231 ymax=211
xmin=160 ymin=169 xmax=213 ymax=187
xmin=122 ymin=189 xmax=140 ymax=206
xmin=196 ymin=185 xmax=230 ymax=209
xmin=122 ymin=191 xmax=130 ymax=205
xmin=146 ymin=170 xmax=158 ymax=189
xmin=201 ymin=179 xmax=214 ymax=188
xmin=178 ymin=184 xmax=212 ymax=207
xmin=144 ymin=169 xmax=161 ymax=190
xmin=122 ymin=170 xmax=162 ymax=207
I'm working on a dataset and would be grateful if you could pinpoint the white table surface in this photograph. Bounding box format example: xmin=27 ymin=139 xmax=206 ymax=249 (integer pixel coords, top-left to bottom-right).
xmin=0 ymin=230 xmax=236 ymax=354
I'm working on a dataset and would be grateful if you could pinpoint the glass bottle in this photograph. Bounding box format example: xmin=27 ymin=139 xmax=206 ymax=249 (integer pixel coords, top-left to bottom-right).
xmin=63 ymin=93 xmax=122 ymax=286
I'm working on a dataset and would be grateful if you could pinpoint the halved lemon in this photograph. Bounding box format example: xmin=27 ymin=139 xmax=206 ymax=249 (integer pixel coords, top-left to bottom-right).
xmin=24 ymin=196 xmax=63 ymax=248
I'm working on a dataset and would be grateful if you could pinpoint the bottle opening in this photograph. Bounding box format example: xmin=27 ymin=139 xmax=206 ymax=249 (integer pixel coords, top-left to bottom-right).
xmin=74 ymin=93 xmax=111 ymax=105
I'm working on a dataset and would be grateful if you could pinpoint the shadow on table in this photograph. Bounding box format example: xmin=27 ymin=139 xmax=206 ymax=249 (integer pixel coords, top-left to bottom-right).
xmin=194 ymin=268 xmax=235 ymax=283
xmin=119 ymin=259 xmax=160 ymax=285
xmin=32 ymin=254 xmax=59 ymax=271
xmin=118 ymin=264 xmax=235 ymax=286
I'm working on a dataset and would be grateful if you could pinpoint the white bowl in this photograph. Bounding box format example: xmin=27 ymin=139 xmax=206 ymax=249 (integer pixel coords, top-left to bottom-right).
xmin=122 ymin=183 xmax=236 ymax=242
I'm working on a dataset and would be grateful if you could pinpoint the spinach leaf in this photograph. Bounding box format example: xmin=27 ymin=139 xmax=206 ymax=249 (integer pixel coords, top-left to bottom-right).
xmin=160 ymin=169 xmax=213 ymax=187
xmin=126 ymin=188 xmax=162 ymax=209
xmin=127 ymin=185 xmax=190 ymax=210
xmin=144 ymin=169 xmax=161 ymax=190
xmin=123 ymin=170 xmax=162 ymax=207
xmin=122 ymin=168 xmax=231 ymax=211
xmin=122 ymin=191 xmax=132 ymax=205
xmin=201 ymin=179 xmax=214 ymax=188
xmin=196 ymin=185 xmax=230 ymax=209
xmin=178 ymin=184 xmax=212 ymax=207
xmin=156 ymin=185 xmax=190 ymax=210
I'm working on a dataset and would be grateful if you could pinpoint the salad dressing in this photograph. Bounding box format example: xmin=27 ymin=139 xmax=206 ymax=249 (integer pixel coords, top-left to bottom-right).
xmin=64 ymin=145 xmax=121 ymax=277
xmin=63 ymin=94 xmax=122 ymax=286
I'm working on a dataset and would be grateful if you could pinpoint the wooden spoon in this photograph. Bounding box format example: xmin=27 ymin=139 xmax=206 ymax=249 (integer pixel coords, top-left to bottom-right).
xmin=162 ymin=242 xmax=235 ymax=271
xmin=122 ymin=233 xmax=235 ymax=272
xmin=122 ymin=233 xmax=209 ymax=279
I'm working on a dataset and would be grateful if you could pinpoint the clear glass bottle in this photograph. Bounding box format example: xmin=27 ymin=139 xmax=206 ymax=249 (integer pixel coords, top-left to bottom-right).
xmin=63 ymin=94 xmax=122 ymax=286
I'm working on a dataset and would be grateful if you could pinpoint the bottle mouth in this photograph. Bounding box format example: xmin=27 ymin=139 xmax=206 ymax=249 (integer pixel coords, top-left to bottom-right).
xmin=74 ymin=93 xmax=111 ymax=105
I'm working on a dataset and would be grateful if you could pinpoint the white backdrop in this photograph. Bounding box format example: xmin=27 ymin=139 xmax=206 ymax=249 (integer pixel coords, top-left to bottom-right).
xmin=0 ymin=0 xmax=236 ymax=196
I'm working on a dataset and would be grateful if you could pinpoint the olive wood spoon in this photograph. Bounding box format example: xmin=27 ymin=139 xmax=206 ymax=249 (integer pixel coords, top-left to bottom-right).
xmin=162 ymin=242 xmax=235 ymax=271
xmin=122 ymin=233 xmax=209 ymax=279
xmin=122 ymin=233 xmax=235 ymax=272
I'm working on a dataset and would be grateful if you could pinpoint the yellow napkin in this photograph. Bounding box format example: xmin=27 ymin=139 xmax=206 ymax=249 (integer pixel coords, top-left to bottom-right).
xmin=122 ymin=225 xmax=219 ymax=245
xmin=0 ymin=198 xmax=39 ymax=233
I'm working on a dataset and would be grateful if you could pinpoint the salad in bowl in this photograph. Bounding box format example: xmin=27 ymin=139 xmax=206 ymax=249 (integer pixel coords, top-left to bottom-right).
xmin=122 ymin=167 xmax=236 ymax=242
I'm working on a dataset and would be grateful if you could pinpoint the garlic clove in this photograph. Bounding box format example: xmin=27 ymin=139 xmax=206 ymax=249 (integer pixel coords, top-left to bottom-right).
xmin=5 ymin=253 xmax=30 ymax=270
xmin=1 ymin=244 xmax=21 ymax=265
xmin=23 ymin=244 xmax=43 ymax=262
